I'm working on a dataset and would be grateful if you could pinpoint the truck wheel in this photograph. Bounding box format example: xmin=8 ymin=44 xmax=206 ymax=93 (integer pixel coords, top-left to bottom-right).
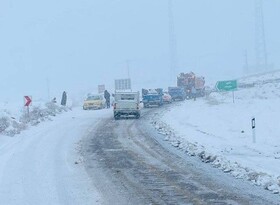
xmin=135 ymin=114 xmax=140 ymax=119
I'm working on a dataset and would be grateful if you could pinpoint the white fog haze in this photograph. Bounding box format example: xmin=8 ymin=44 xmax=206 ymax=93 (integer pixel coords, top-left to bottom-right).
xmin=2 ymin=1 xmax=280 ymax=204
xmin=1 ymin=0 xmax=280 ymax=100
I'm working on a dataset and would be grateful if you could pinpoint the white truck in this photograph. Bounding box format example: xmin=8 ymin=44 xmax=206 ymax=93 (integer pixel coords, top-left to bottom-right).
xmin=113 ymin=92 xmax=141 ymax=120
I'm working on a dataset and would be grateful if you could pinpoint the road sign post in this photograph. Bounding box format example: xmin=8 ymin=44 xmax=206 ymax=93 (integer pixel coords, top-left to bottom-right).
xmin=215 ymin=80 xmax=237 ymax=103
xmin=98 ymin=85 xmax=105 ymax=94
xmin=215 ymin=80 xmax=237 ymax=91
xmin=252 ymin=117 xmax=256 ymax=143
xmin=24 ymin=96 xmax=32 ymax=107
xmin=24 ymin=96 xmax=32 ymax=120
xmin=115 ymin=78 xmax=131 ymax=91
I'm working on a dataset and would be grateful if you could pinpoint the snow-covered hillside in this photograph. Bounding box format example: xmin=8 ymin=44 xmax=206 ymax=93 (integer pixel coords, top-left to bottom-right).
xmin=152 ymin=70 xmax=280 ymax=194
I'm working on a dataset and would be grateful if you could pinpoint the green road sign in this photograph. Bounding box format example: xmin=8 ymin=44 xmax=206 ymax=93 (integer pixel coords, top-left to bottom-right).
xmin=215 ymin=80 xmax=237 ymax=91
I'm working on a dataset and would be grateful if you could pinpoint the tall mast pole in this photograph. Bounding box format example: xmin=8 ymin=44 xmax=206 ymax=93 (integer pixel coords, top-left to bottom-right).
xmin=168 ymin=0 xmax=177 ymax=84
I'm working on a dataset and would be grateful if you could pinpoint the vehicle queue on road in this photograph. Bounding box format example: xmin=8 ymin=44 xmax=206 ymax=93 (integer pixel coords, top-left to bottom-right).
xmin=83 ymin=71 xmax=206 ymax=121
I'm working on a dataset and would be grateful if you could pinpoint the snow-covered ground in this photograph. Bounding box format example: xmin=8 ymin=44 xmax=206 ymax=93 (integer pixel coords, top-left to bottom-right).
xmin=1 ymin=70 xmax=280 ymax=202
xmin=152 ymin=71 xmax=280 ymax=195
xmin=0 ymin=106 xmax=111 ymax=205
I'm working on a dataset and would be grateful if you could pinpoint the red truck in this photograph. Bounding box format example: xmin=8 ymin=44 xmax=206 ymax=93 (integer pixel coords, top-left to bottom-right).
xmin=177 ymin=72 xmax=205 ymax=99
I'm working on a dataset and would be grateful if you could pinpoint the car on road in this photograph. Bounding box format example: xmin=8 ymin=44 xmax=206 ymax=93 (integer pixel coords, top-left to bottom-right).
xmin=83 ymin=94 xmax=106 ymax=110
xmin=142 ymin=88 xmax=163 ymax=108
xmin=168 ymin=87 xmax=186 ymax=101
xmin=162 ymin=92 xmax=172 ymax=103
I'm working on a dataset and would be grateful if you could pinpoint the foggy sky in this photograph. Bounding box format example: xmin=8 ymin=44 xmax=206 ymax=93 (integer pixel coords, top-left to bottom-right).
xmin=1 ymin=0 xmax=279 ymax=101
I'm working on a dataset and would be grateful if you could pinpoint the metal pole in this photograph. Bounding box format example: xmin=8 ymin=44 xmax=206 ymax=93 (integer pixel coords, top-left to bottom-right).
xmin=253 ymin=128 xmax=256 ymax=143
xmin=168 ymin=0 xmax=177 ymax=84
xmin=126 ymin=60 xmax=130 ymax=79
xmin=244 ymin=50 xmax=249 ymax=74
xmin=255 ymin=0 xmax=268 ymax=71
xmin=27 ymin=106 xmax=30 ymax=122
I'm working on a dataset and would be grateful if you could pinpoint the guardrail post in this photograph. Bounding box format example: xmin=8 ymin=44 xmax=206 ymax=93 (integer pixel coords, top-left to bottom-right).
xmin=252 ymin=117 xmax=256 ymax=143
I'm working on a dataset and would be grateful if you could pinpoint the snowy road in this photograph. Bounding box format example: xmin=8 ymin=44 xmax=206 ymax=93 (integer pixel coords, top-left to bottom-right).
xmin=1 ymin=105 xmax=280 ymax=204
xmin=0 ymin=108 xmax=111 ymax=205
xmin=82 ymin=109 xmax=280 ymax=205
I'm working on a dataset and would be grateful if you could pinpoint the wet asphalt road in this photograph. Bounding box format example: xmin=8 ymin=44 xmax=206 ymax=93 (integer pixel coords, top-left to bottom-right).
xmin=82 ymin=109 xmax=280 ymax=205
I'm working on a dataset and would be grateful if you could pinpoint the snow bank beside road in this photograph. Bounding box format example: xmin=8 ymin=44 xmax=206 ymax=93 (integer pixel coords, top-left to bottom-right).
xmin=152 ymin=80 xmax=280 ymax=195
xmin=0 ymin=101 xmax=69 ymax=136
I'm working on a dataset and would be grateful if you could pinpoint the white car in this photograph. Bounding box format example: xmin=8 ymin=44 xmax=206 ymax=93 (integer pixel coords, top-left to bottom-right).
xmin=162 ymin=92 xmax=172 ymax=103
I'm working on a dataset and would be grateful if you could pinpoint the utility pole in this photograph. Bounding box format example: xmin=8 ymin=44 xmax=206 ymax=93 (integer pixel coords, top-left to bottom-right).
xmin=243 ymin=50 xmax=249 ymax=74
xmin=126 ymin=60 xmax=130 ymax=79
xmin=168 ymin=0 xmax=177 ymax=84
xmin=254 ymin=0 xmax=268 ymax=71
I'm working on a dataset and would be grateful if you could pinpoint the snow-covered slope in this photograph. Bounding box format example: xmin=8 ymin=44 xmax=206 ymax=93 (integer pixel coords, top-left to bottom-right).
xmin=152 ymin=70 xmax=280 ymax=195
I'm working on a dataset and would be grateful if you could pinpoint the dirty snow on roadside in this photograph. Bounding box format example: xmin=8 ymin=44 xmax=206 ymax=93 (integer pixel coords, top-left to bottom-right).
xmin=151 ymin=71 xmax=280 ymax=195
